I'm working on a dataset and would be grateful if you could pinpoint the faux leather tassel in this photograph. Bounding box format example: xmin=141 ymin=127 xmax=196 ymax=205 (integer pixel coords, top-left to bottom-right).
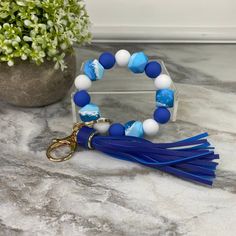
xmin=77 ymin=126 xmax=219 ymax=185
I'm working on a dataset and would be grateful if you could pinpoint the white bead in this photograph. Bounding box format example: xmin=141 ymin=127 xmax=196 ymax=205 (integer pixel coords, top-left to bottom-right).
xmin=94 ymin=122 xmax=110 ymax=134
xmin=115 ymin=49 xmax=131 ymax=67
xmin=154 ymin=74 xmax=172 ymax=89
xmin=143 ymin=119 xmax=159 ymax=137
xmin=74 ymin=74 xmax=92 ymax=90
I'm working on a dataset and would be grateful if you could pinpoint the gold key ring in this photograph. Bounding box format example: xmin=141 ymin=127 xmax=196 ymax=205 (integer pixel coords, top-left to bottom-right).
xmin=46 ymin=118 xmax=112 ymax=162
xmin=46 ymin=135 xmax=77 ymax=162
xmin=46 ymin=122 xmax=84 ymax=162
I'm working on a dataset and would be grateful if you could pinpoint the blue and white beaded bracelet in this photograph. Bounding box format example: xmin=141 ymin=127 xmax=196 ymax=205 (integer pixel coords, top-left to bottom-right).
xmin=73 ymin=49 xmax=175 ymax=138
xmin=48 ymin=50 xmax=219 ymax=186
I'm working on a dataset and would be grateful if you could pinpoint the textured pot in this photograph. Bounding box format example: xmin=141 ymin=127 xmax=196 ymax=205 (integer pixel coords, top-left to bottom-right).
xmin=0 ymin=53 xmax=76 ymax=107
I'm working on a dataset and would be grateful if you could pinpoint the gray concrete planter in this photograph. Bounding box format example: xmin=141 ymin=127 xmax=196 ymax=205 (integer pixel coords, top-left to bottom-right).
xmin=0 ymin=53 xmax=76 ymax=107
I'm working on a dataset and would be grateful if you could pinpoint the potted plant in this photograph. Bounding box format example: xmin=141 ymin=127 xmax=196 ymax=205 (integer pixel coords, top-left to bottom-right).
xmin=0 ymin=0 xmax=91 ymax=107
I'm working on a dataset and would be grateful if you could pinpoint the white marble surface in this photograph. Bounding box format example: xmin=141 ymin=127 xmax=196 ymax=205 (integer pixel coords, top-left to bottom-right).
xmin=1 ymin=44 xmax=236 ymax=236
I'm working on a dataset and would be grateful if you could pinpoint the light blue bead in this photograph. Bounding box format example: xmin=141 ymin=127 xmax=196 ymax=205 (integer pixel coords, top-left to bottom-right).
xmin=156 ymin=89 xmax=174 ymax=108
xmin=128 ymin=52 xmax=148 ymax=73
xmin=125 ymin=120 xmax=144 ymax=138
xmin=79 ymin=103 xmax=100 ymax=122
xmin=83 ymin=59 xmax=104 ymax=81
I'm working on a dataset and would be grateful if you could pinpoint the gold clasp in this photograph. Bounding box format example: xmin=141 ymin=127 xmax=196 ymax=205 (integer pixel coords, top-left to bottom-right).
xmin=46 ymin=135 xmax=77 ymax=162
xmin=46 ymin=118 xmax=112 ymax=162
xmin=46 ymin=123 xmax=85 ymax=162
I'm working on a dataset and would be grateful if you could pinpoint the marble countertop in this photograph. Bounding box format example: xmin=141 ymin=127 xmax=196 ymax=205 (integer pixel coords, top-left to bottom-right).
xmin=1 ymin=44 xmax=236 ymax=236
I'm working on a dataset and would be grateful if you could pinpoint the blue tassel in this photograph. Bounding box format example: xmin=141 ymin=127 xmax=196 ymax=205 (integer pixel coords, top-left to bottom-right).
xmin=77 ymin=127 xmax=219 ymax=185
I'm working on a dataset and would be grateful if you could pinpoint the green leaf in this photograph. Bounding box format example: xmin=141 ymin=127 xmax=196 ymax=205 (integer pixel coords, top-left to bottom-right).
xmin=0 ymin=12 xmax=9 ymax=18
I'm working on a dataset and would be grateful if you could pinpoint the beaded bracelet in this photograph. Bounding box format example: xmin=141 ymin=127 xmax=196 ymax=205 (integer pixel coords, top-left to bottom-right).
xmin=47 ymin=49 xmax=219 ymax=186
xmin=72 ymin=49 xmax=176 ymax=138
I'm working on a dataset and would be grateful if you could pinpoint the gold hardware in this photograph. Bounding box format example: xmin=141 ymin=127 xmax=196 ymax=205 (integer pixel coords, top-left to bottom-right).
xmin=46 ymin=123 xmax=84 ymax=162
xmin=84 ymin=117 xmax=112 ymax=127
xmin=87 ymin=131 xmax=98 ymax=149
xmin=46 ymin=118 xmax=112 ymax=162
xmin=94 ymin=118 xmax=112 ymax=124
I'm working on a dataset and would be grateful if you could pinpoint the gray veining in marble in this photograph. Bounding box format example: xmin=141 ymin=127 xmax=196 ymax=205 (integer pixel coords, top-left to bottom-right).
xmin=1 ymin=44 xmax=236 ymax=236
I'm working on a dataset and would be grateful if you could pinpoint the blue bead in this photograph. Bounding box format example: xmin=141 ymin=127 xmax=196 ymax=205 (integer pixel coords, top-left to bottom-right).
xmin=73 ymin=90 xmax=90 ymax=107
xmin=83 ymin=59 xmax=104 ymax=81
xmin=156 ymin=89 xmax=174 ymax=108
xmin=124 ymin=120 xmax=144 ymax=138
xmin=109 ymin=123 xmax=125 ymax=136
xmin=99 ymin=52 xmax=116 ymax=69
xmin=145 ymin=61 xmax=162 ymax=78
xmin=79 ymin=103 xmax=100 ymax=122
xmin=153 ymin=107 xmax=171 ymax=124
xmin=128 ymin=52 xmax=148 ymax=73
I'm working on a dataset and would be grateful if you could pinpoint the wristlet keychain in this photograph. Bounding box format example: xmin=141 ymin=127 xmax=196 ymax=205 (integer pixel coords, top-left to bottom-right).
xmin=47 ymin=49 xmax=219 ymax=186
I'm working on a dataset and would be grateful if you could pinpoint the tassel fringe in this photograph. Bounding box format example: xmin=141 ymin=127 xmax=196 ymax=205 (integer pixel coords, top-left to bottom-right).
xmin=77 ymin=127 xmax=219 ymax=185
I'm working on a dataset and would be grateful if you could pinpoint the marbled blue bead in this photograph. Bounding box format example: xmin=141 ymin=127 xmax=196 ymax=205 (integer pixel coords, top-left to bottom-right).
xmin=124 ymin=120 xmax=144 ymax=138
xmin=156 ymin=89 xmax=174 ymax=108
xmin=79 ymin=103 xmax=101 ymax=122
xmin=128 ymin=52 xmax=148 ymax=73
xmin=83 ymin=59 xmax=104 ymax=81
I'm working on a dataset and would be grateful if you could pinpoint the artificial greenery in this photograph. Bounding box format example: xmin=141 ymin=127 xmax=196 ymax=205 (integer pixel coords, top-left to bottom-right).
xmin=0 ymin=0 xmax=91 ymax=70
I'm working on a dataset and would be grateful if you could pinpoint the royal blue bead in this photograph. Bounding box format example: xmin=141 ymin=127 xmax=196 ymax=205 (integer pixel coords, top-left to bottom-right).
xmin=156 ymin=89 xmax=174 ymax=108
xmin=145 ymin=61 xmax=162 ymax=78
xmin=79 ymin=103 xmax=100 ymax=122
xmin=73 ymin=90 xmax=90 ymax=107
xmin=109 ymin=123 xmax=125 ymax=136
xmin=99 ymin=52 xmax=116 ymax=69
xmin=128 ymin=52 xmax=148 ymax=73
xmin=124 ymin=120 xmax=144 ymax=138
xmin=153 ymin=107 xmax=171 ymax=124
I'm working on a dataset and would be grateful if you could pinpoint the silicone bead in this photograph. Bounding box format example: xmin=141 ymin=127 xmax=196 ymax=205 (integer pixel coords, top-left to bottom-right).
xmin=145 ymin=61 xmax=162 ymax=78
xmin=115 ymin=49 xmax=131 ymax=66
xmin=99 ymin=52 xmax=116 ymax=69
xmin=109 ymin=123 xmax=125 ymax=136
xmin=156 ymin=89 xmax=174 ymax=108
xmin=73 ymin=90 xmax=90 ymax=107
xmin=94 ymin=122 xmax=110 ymax=134
xmin=128 ymin=52 xmax=148 ymax=73
xmin=142 ymin=119 xmax=159 ymax=136
xmin=83 ymin=59 xmax=104 ymax=81
xmin=124 ymin=120 xmax=144 ymax=138
xmin=79 ymin=103 xmax=101 ymax=122
xmin=74 ymin=74 xmax=92 ymax=90
xmin=153 ymin=107 xmax=171 ymax=124
xmin=154 ymin=74 xmax=172 ymax=89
